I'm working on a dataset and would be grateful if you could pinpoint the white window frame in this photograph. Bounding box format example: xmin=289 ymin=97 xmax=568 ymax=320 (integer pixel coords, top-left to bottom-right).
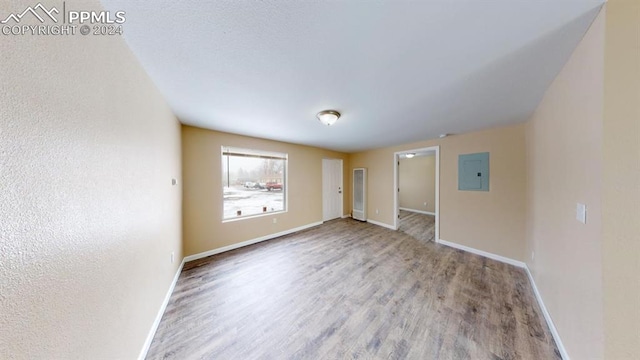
xmin=221 ymin=146 xmax=288 ymax=222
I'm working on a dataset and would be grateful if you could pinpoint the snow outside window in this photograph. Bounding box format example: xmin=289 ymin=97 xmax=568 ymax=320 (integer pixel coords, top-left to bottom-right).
xmin=222 ymin=147 xmax=287 ymax=220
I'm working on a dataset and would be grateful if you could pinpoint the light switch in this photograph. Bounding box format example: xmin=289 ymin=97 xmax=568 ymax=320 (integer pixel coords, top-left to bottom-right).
xmin=576 ymin=203 xmax=587 ymax=224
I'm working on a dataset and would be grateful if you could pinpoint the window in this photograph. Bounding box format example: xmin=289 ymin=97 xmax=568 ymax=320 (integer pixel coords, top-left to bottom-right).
xmin=222 ymin=146 xmax=287 ymax=220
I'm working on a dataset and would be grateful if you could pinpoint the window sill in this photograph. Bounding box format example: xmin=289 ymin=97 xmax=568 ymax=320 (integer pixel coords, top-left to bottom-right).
xmin=222 ymin=210 xmax=287 ymax=223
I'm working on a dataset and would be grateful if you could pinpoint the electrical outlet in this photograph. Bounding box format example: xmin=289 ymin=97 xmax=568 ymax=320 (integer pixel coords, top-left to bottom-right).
xmin=171 ymin=251 xmax=175 ymax=264
xmin=375 ymin=209 xmax=379 ymax=214
xmin=273 ymin=218 xmax=277 ymax=224
xmin=423 ymin=202 xmax=427 ymax=207
xmin=531 ymin=251 xmax=534 ymax=260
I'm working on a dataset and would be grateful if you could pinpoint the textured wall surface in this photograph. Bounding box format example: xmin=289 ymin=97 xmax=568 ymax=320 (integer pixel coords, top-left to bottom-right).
xmin=182 ymin=125 xmax=350 ymax=256
xmin=525 ymin=9 xmax=605 ymax=359
xmin=350 ymin=124 xmax=527 ymax=261
xmin=602 ymin=0 xmax=640 ymax=357
xmin=0 ymin=1 xmax=183 ymax=358
xmin=399 ymin=155 xmax=436 ymax=213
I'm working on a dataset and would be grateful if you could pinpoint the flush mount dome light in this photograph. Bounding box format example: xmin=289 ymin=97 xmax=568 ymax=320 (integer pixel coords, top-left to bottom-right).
xmin=317 ymin=110 xmax=340 ymax=126
xmin=405 ymin=153 xmax=416 ymax=158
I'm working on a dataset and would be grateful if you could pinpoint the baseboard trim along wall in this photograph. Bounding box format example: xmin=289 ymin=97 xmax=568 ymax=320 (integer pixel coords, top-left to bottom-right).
xmin=138 ymin=258 xmax=185 ymax=360
xmin=139 ymin=221 xmax=322 ymax=358
xmin=436 ymin=238 xmax=526 ymax=268
xmin=524 ymin=266 xmax=570 ymax=360
xmin=139 ymin=225 xmax=568 ymax=360
xmin=436 ymin=238 xmax=568 ymax=360
xmin=399 ymin=207 xmax=436 ymax=216
xmin=184 ymin=221 xmax=323 ymax=263
xmin=366 ymin=219 xmax=397 ymax=230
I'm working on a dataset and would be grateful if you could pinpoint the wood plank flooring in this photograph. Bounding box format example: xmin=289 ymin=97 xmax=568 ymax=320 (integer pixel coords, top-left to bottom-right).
xmin=398 ymin=210 xmax=436 ymax=242
xmin=147 ymin=219 xmax=560 ymax=360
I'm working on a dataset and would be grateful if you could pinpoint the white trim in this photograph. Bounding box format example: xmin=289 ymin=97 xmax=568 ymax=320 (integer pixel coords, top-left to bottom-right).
xmin=366 ymin=219 xmax=396 ymax=230
xmin=322 ymin=158 xmax=344 ymax=222
xmin=436 ymin=238 xmax=526 ymax=268
xmin=341 ymin=214 xmax=352 ymax=218
xmin=399 ymin=207 xmax=436 ymax=216
xmin=138 ymin=258 xmax=185 ymax=360
xmin=339 ymin=160 xmax=344 ymax=219
xmin=221 ymin=145 xmax=289 ymax=222
xmin=394 ymin=146 xmax=440 ymax=242
xmin=524 ymin=266 xmax=570 ymax=360
xmin=222 ymin=210 xmax=287 ymax=223
xmin=139 ymin=221 xmax=323 ymax=358
xmin=352 ymin=168 xmax=367 ymax=221
xmin=435 ymin=238 xmax=568 ymax=359
xmin=184 ymin=221 xmax=323 ymax=262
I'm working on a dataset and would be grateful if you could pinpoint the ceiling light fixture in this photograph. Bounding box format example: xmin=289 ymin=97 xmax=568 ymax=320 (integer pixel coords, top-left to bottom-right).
xmin=439 ymin=133 xmax=448 ymax=138
xmin=317 ymin=110 xmax=340 ymax=126
xmin=405 ymin=153 xmax=416 ymax=159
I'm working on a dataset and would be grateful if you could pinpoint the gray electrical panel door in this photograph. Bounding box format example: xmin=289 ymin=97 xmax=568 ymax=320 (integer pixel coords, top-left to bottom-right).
xmin=458 ymin=152 xmax=489 ymax=191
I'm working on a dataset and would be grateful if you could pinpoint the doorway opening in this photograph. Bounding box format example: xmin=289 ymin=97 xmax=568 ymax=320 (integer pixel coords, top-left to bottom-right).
xmin=393 ymin=146 xmax=439 ymax=242
xmin=322 ymin=158 xmax=344 ymax=222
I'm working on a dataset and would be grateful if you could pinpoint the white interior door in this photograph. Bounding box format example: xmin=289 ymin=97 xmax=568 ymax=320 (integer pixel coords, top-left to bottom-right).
xmin=323 ymin=159 xmax=343 ymax=221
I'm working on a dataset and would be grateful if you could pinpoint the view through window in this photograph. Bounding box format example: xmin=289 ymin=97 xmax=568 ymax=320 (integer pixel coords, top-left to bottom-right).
xmin=222 ymin=147 xmax=287 ymax=220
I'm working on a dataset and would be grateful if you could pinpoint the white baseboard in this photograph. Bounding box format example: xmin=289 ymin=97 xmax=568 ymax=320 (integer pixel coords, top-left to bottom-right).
xmin=138 ymin=258 xmax=185 ymax=360
xmin=524 ymin=266 xmax=570 ymax=360
xmin=436 ymin=238 xmax=526 ymax=268
xmin=139 ymin=221 xmax=322 ymax=358
xmin=140 ymin=225 xmax=567 ymax=360
xmin=184 ymin=221 xmax=323 ymax=262
xmin=435 ymin=238 xmax=568 ymax=359
xmin=341 ymin=214 xmax=352 ymax=218
xmin=399 ymin=207 xmax=436 ymax=216
xmin=366 ymin=219 xmax=397 ymax=230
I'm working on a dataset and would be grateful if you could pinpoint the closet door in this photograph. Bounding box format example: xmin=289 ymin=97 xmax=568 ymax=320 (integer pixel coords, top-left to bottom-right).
xmin=353 ymin=168 xmax=367 ymax=221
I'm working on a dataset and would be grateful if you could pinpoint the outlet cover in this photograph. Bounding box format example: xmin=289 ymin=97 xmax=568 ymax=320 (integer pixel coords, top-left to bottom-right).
xmin=576 ymin=203 xmax=587 ymax=224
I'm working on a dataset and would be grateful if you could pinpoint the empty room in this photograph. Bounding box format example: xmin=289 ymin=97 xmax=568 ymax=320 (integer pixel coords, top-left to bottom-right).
xmin=1 ymin=0 xmax=638 ymax=359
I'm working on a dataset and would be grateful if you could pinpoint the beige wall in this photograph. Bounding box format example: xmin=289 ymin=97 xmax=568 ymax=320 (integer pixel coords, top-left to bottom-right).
xmin=351 ymin=123 xmax=526 ymax=261
xmin=182 ymin=125 xmax=350 ymax=256
xmin=1 ymin=2 xmax=635 ymax=359
xmin=602 ymin=0 xmax=640 ymax=358
xmin=0 ymin=1 xmax=182 ymax=359
xmin=524 ymin=9 xmax=605 ymax=359
xmin=399 ymin=155 xmax=436 ymax=213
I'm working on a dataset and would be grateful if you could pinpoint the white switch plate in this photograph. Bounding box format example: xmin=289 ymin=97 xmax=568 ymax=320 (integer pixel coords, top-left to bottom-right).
xmin=273 ymin=218 xmax=277 ymax=224
xmin=576 ymin=203 xmax=587 ymax=224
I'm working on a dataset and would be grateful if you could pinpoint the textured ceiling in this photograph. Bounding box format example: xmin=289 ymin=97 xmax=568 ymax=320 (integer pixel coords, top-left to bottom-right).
xmin=101 ymin=0 xmax=604 ymax=152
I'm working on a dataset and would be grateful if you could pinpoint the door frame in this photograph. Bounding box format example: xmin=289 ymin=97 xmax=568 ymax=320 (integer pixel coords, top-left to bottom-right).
xmin=322 ymin=158 xmax=344 ymax=222
xmin=393 ymin=146 xmax=440 ymax=242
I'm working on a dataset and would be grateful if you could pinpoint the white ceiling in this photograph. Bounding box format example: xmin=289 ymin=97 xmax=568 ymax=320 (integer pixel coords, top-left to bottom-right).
xmin=101 ymin=0 xmax=603 ymax=153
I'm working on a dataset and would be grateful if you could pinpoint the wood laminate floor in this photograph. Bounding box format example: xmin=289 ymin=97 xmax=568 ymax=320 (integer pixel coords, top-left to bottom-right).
xmin=147 ymin=219 xmax=559 ymax=360
xmin=398 ymin=210 xmax=436 ymax=242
